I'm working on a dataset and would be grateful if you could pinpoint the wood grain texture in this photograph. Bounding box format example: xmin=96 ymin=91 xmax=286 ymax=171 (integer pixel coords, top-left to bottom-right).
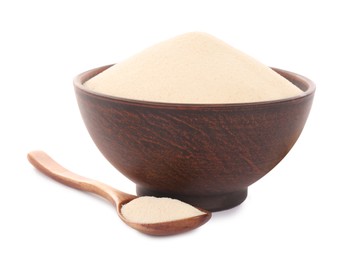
xmin=74 ymin=65 xmax=315 ymax=211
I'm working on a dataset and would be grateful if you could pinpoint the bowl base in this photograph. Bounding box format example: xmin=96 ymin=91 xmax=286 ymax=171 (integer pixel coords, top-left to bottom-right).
xmin=136 ymin=186 xmax=248 ymax=212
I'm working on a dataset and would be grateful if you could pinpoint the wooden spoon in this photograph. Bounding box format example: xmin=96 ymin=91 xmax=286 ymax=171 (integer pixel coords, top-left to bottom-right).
xmin=27 ymin=151 xmax=211 ymax=236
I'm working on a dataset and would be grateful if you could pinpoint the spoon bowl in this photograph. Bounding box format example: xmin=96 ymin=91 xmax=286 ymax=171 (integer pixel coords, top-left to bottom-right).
xmin=27 ymin=151 xmax=211 ymax=236
xmin=118 ymin=198 xmax=211 ymax=236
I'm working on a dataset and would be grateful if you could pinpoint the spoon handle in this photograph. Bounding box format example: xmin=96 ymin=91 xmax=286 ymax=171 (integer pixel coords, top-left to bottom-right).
xmin=27 ymin=151 xmax=136 ymax=207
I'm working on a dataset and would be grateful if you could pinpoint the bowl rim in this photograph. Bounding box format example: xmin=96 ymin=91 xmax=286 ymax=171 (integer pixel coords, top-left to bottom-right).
xmin=73 ymin=64 xmax=315 ymax=109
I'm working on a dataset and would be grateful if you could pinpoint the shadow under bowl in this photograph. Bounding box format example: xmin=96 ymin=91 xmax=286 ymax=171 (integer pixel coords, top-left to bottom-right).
xmin=74 ymin=65 xmax=315 ymax=211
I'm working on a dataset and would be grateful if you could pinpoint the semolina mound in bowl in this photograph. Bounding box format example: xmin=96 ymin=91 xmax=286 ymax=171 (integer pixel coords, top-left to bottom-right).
xmin=74 ymin=33 xmax=315 ymax=211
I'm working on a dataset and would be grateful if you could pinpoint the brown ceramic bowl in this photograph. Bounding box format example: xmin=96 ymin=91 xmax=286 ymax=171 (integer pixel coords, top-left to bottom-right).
xmin=74 ymin=65 xmax=315 ymax=211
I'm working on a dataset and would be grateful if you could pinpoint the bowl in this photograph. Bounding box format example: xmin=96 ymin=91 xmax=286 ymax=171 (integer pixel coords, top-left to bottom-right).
xmin=74 ymin=65 xmax=315 ymax=211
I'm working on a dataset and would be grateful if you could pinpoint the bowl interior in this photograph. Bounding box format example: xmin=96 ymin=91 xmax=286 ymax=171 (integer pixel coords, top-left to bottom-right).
xmin=74 ymin=65 xmax=315 ymax=107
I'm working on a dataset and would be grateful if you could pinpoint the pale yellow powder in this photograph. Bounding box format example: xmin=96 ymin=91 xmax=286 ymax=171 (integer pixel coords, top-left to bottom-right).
xmin=121 ymin=196 xmax=205 ymax=224
xmin=85 ymin=32 xmax=303 ymax=103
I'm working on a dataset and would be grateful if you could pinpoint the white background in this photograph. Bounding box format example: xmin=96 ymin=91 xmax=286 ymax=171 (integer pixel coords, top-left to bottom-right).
xmin=1 ymin=0 xmax=357 ymax=259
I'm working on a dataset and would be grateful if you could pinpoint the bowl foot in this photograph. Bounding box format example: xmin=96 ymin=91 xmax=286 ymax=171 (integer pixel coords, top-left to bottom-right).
xmin=136 ymin=186 xmax=248 ymax=212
